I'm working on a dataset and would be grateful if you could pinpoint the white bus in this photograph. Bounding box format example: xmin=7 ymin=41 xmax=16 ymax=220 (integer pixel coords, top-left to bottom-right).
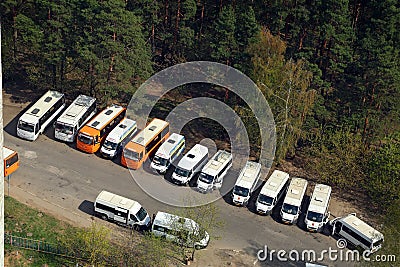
xmin=172 ymin=144 xmax=208 ymax=185
xmin=17 ymin=91 xmax=65 ymax=141
xmin=305 ymin=184 xmax=332 ymax=232
xmin=232 ymin=161 xmax=261 ymax=206
xmin=196 ymin=150 xmax=232 ymax=193
xmin=54 ymin=94 xmax=97 ymax=142
xmin=151 ymin=211 xmax=210 ymax=249
xmin=94 ymin=190 xmax=151 ymax=229
xmin=330 ymin=213 xmax=384 ymax=253
xmin=256 ymin=170 xmax=290 ymax=215
xmin=150 ymin=133 xmax=185 ymax=173
xmin=280 ymin=177 xmax=308 ymax=224
xmin=100 ymin=118 xmax=137 ymax=159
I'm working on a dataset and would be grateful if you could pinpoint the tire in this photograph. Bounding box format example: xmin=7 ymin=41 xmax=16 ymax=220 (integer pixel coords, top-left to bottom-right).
xmin=195 ymin=245 xmax=202 ymax=250
xmin=101 ymin=214 xmax=108 ymax=221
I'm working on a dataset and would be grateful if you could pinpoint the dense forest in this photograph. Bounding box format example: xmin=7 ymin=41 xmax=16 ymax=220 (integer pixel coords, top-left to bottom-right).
xmin=1 ymin=0 xmax=399 ymax=213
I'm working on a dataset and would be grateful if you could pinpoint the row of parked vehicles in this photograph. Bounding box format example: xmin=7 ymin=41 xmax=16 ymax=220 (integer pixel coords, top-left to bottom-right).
xmin=15 ymin=90 xmax=384 ymax=253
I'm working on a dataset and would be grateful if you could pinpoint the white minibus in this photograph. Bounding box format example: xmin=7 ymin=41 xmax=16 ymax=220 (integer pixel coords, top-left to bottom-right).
xmin=256 ymin=170 xmax=290 ymax=214
xmin=197 ymin=150 xmax=232 ymax=193
xmin=305 ymin=183 xmax=332 ymax=232
xmin=232 ymin=161 xmax=261 ymax=206
xmin=54 ymin=94 xmax=96 ymax=142
xmin=151 ymin=211 xmax=210 ymax=249
xmin=330 ymin=213 xmax=384 ymax=253
xmin=100 ymin=118 xmax=137 ymax=159
xmin=17 ymin=91 xmax=65 ymax=141
xmin=94 ymin=190 xmax=151 ymax=229
xmin=280 ymin=177 xmax=308 ymax=224
xmin=150 ymin=133 xmax=185 ymax=173
xmin=172 ymin=144 xmax=208 ymax=185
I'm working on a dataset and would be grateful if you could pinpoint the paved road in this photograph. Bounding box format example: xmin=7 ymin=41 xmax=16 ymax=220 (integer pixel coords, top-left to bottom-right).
xmin=4 ymin=103 xmax=352 ymax=267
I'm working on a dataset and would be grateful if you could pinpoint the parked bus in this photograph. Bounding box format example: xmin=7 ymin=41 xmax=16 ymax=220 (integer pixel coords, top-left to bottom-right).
xmin=196 ymin=150 xmax=232 ymax=193
xmin=3 ymin=147 xmax=19 ymax=177
xmin=17 ymin=91 xmax=65 ymax=141
xmin=150 ymin=133 xmax=185 ymax=173
xmin=94 ymin=190 xmax=151 ymax=229
xmin=305 ymin=184 xmax=332 ymax=232
xmin=121 ymin=118 xmax=170 ymax=169
xmin=330 ymin=213 xmax=384 ymax=253
xmin=172 ymin=144 xmax=209 ymax=185
xmin=100 ymin=118 xmax=137 ymax=159
xmin=280 ymin=177 xmax=308 ymax=224
xmin=256 ymin=170 xmax=290 ymax=215
xmin=54 ymin=95 xmax=97 ymax=142
xmin=77 ymin=105 xmax=126 ymax=153
xmin=151 ymin=211 xmax=210 ymax=249
xmin=232 ymin=161 xmax=261 ymax=206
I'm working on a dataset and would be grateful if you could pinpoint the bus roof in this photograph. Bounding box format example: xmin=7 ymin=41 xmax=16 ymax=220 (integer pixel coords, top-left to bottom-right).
xmin=96 ymin=190 xmax=141 ymax=212
xmin=105 ymin=118 xmax=137 ymax=144
xmin=153 ymin=211 xmax=198 ymax=231
xmin=284 ymin=177 xmax=308 ymax=205
xmin=341 ymin=214 xmax=384 ymax=241
xmin=307 ymin=184 xmax=331 ymax=214
xmin=86 ymin=105 xmax=125 ymax=131
xmin=130 ymin=118 xmax=169 ymax=147
xmin=201 ymin=150 xmax=232 ymax=176
xmin=235 ymin=161 xmax=261 ymax=189
xmin=19 ymin=91 xmax=64 ymax=125
xmin=3 ymin=147 xmax=16 ymax=160
xmin=177 ymin=144 xmax=208 ymax=170
xmin=260 ymin=170 xmax=290 ymax=198
xmin=56 ymin=95 xmax=96 ymax=126
xmin=155 ymin=133 xmax=185 ymax=159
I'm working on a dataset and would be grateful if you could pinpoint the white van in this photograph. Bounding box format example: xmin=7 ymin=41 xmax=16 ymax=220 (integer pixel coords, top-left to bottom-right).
xmin=232 ymin=161 xmax=261 ymax=206
xmin=151 ymin=211 xmax=210 ymax=249
xmin=330 ymin=213 xmax=384 ymax=253
xmin=256 ymin=170 xmax=290 ymax=214
xmin=305 ymin=184 xmax=331 ymax=232
xmin=280 ymin=177 xmax=308 ymax=224
xmin=172 ymin=144 xmax=208 ymax=185
xmin=100 ymin=118 xmax=137 ymax=159
xmin=94 ymin=190 xmax=151 ymax=229
xmin=197 ymin=150 xmax=232 ymax=193
xmin=150 ymin=133 xmax=185 ymax=173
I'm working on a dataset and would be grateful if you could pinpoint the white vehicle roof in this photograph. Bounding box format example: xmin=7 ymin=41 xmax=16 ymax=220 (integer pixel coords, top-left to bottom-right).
xmin=259 ymin=170 xmax=290 ymax=198
xmin=153 ymin=211 xmax=198 ymax=232
xmin=283 ymin=177 xmax=308 ymax=206
xmin=131 ymin=118 xmax=169 ymax=146
xmin=201 ymin=150 xmax=232 ymax=177
xmin=340 ymin=214 xmax=384 ymax=242
xmin=56 ymin=95 xmax=96 ymax=126
xmin=177 ymin=144 xmax=208 ymax=171
xmin=105 ymin=118 xmax=137 ymax=144
xmin=95 ymin=190 xmax=141 ymax=213
xmin=3 ymin=147 xmax=16 ymax=159
xmin=307 ymin=184 xmax=331 ymax=214
xmin=235 ymin=161 xmax=261 ymax=189
xmin=155 ymin=133 xmax=185 ymax=159
xmin=87 ymin=105 xmax=124 ymax=130
xmin=19 ymin=91 xmax=64 ymax=125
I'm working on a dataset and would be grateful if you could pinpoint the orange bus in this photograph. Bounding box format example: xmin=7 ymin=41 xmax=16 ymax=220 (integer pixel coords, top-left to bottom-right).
xmin=3 ymin=147 xmax=19 ymax=177
xmin=77 ymin=105 xmax=126 ymax=153
xmin=121 ymin=118 xmax=170 ymax=169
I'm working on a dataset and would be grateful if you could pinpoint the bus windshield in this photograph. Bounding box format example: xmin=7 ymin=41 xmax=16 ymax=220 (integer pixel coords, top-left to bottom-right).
xmin=78 ymin=133 xmax=93 ymax=145
xmin=175 ymin=167 xmax=189 ymax=177
xmin=55 ymin=122 xmax=74 ymax=135
xmin=18 ymin=121 xmax=34 ymax=132
xmin=199 ymin=173 xmax=214 ymax=184
xmin=153 ymin=156 xmax=168 ymax=166
xmin=282 ymin=203 xmax=299 ymax=215
xmin=233 ymin=186 xmax=249 ymax=197
xmin=258 ymin=194 xmax=274 ymax=206
xmin=136 ymin=207 xmax=148 ymax=222
xmin=307 ymin=211 xmax=324 ymax=222
xmin=124 ymin=149 xmax=141 ymax=161
xmin=103 ymin=140 xmax=118 ymax=150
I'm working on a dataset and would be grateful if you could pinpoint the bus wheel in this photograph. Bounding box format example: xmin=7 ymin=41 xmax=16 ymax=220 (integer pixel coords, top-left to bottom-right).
xmin=101 ymin=214 xmax=108 ymax=221
xmin=195 ymin=245 xmax=202 ymax=250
